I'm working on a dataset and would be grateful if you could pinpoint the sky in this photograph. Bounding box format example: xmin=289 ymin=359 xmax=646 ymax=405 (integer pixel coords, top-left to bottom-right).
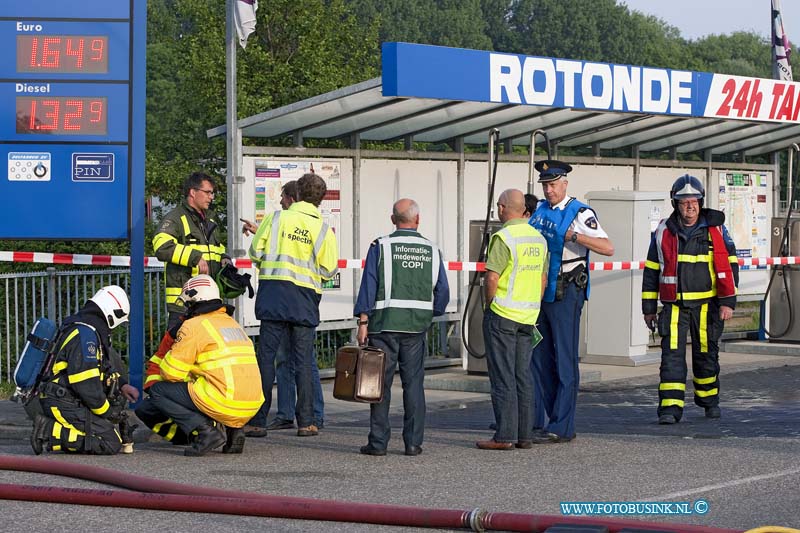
xmin=620 ymin=0 xmax=800 ymax=41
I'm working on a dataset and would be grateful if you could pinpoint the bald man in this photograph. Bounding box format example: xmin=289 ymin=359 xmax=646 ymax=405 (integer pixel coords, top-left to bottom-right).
xmin=354 ymin=198 xmax=450 ymax=457
xmin=477 ymin=189 xmax=548 ymax=450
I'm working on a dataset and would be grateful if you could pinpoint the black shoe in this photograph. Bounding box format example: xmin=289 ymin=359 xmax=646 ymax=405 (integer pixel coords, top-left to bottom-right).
xmin=360 ymin=444 xmax=387 ymax=456
xmin=404 ymin=445 xmax=423 ymax=456
xmin=515 ymin=440 xmax=533 ymax=449
xmin=242 ymin=425 xmax=268 ymax=438
xmin=266 ymin=419 xmax=295 ymax=431
xmin=530 ymin=431 xmax=575 ymax=444
xmin=705 ymin=406 xmax=721 ymax=419
xmin=222 ymin=427 xmax=246 ymax=454
xmin=185 ymin=423 xmax=226 ymax=457
xmin=30 ymin=415 xmax=50 ymax=455
xmin=658 ymin=414 xmax=678 ymax=425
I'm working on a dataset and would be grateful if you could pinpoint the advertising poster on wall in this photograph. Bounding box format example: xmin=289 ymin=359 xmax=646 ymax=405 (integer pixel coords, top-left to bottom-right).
xmin=253 ymin=159 xmax=342 ymax=289
xmin=718 ymin=171 xmax=769 ymax=270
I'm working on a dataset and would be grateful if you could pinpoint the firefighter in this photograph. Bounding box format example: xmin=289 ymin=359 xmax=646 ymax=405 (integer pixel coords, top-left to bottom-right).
xmin=152 ymin=171 xmax=230 ymax=330
xmin=30 ymin=286 xmax=138 ymax=455
xmin=642 ymin=175 xmax=739 ymax=424
xmin=133 ymin=318 xmax=191 ymax=446
xmin=139 ymin=275 xmax=264 ymax=456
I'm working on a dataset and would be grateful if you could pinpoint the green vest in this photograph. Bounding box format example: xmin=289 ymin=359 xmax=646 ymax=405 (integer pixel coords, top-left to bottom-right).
xmin=370 ymin=231 xmax=440 ymax=334
xmin=489 ymin=224 xmax=547 ymax=325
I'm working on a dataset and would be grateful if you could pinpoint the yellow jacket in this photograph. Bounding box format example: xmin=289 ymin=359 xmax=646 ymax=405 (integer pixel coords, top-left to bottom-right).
xmin=160 ymin=308 xmax=264 ymax=428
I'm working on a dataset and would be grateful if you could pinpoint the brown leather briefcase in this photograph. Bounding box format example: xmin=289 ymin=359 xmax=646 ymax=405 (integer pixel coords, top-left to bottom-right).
xmin=333 ymin=345 xmax=386 ymax=403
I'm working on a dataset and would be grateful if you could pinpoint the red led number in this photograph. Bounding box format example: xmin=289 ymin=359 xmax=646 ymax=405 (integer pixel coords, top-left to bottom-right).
xmin=66 ymin=38 xmax=84 ymax=69
xmin=18 ymin=97 xmax=107 ymax=135
xmin=41 ymin=37 xmax=61 ymax=68
xmin=18 ymin=36 xmax=109 ymax=73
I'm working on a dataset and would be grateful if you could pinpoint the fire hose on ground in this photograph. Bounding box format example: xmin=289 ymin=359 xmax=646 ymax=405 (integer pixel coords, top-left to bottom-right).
xmin=0 ymin=454 xmax=779 ymax=533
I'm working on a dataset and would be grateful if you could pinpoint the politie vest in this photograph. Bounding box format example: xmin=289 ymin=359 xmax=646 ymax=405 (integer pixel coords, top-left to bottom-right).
xmin=489 ymin=224 xmax=548 ymax=325
xmin=529 ymin=198 xmax=590 ymax=303
xmin=370 ymin=231 xmax=440 ymax=334
xmin=653 ymin=220 xmax=735 ymax=302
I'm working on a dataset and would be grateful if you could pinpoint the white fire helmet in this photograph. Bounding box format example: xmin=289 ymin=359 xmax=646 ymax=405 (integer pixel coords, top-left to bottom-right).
xmin=179 ymin=274 xmax=221 ymax=305
xmin=90 ymin=285 xmax=130 ymax=329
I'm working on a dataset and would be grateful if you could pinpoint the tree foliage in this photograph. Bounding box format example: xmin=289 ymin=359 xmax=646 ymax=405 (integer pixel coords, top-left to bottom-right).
xmin=0 ymin=0 xmax=788 ymax=263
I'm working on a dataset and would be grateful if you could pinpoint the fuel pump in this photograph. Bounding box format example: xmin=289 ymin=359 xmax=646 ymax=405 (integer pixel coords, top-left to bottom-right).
xmin=764 ymin=143 xmax=800 ymax=340
xmin=462 ymin=130 xmax=550 ymax=372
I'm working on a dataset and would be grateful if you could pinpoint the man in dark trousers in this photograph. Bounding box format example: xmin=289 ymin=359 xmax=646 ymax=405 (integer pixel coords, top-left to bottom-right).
xmin=247 ymin=173 xmax=339 ymax=438
xmin=242 ymin=180 xmax=325 ymax=435
xmin=355 ymin=198 xmax=450 ymax=457
xmin=30 ymin=286 xmax=138 ymax=455
xmin=477 ymin=189 xmax=548 ymax=450
xmin=529 ymin=160 xmax=614 ymax=444
xmin=642 ymin=174 xmax=739 ymax=424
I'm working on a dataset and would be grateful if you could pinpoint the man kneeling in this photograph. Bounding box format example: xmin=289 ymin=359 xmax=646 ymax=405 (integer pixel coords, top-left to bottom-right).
xmin=31 ymin=286 xmax=138 ymax=455
xmin=137 ymin=275 xmax=264 ymax=456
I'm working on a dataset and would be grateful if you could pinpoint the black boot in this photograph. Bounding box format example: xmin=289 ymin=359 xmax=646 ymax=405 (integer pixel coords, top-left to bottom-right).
xmin=222 ymin=426 xmax=246 ymax=454
xmin=184 ymin=422 xmax=226 ymax=457
xmin=30 ymin=415 xmax=51 ymax=455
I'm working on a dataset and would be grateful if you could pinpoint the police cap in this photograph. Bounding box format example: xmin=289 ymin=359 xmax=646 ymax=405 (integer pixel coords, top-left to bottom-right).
xmin=534 ymin=159 xmax=572 ymax=182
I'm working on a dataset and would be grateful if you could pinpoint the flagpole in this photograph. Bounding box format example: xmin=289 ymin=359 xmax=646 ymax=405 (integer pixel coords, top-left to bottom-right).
xmin=225 ymin=0 xmax=242 ymax=258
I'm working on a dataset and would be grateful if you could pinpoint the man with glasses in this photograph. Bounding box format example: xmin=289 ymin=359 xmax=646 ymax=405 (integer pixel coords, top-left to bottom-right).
xmin=153 ymin=171 xmax=231 ymax=329
xmin=642 ymin=175 xmax=739 ymax=425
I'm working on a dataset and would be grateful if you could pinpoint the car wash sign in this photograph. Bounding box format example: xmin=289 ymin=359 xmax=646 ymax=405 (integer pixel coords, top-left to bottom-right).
xmin=382 ymin=42 xmax=800 ymax=123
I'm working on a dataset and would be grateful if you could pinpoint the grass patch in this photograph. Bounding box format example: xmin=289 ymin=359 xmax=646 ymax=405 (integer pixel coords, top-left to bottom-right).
xmin=0 ymin=381 xmax=15 ymax=400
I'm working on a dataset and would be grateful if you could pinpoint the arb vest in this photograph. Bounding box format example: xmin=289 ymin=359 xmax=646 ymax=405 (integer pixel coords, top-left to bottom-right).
xmin=489 ymin=224 xmax=547 ymax=325
xmin=370 ymin=231 xmax=440 ymax=334
xmin=530 ymin=198 xmax=589 ymax=303
xmin=654 ymin=220 xmax=735 ymax=302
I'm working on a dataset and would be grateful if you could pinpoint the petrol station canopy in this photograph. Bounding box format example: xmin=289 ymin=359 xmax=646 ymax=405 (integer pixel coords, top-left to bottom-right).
xmin=209 ymin=43 xmax=800 ymax=159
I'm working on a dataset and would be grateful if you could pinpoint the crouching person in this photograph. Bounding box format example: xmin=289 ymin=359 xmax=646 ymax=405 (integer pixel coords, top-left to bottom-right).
xmin=137 ymin=274 xmax=264 ymax=456
xmin=31 ymin=286 xmax=139 ymax=455
xmin=133 ymin=317 xmax=192 ymax=446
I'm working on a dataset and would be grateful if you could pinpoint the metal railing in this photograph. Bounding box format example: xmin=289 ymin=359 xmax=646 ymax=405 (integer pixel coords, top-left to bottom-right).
xmin=0 ymin=266 xmax=459 ymax=383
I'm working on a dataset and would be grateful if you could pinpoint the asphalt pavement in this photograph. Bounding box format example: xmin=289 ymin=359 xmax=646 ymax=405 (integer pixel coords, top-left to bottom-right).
xmin=1 ymin=348 xmax=799 ymax=532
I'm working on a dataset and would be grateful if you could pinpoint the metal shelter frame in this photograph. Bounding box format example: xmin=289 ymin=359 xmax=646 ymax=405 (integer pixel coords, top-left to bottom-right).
xmin=208 ymin=75 xmax=788 ymax=318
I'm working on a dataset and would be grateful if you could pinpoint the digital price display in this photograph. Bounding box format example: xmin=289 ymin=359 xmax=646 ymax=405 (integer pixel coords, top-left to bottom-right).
xmin=16 ymin=96 xmax=107 ymax=135
xmin=16 ymin=35 xmax=108 ymax=73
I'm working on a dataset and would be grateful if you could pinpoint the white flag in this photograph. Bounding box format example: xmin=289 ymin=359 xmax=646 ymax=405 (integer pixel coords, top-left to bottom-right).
xmin=234 ymin=0 xmax=258 ymax=49
xmin=772 ymin=0 xmax=793 ymax=81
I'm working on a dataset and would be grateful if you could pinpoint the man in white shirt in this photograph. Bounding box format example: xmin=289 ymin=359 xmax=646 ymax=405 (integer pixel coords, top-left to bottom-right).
xmin=528 ymin=160 xmax=614 ymax=443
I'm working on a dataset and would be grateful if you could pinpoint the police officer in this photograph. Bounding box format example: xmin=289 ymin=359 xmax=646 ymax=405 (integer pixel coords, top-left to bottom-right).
xmin=476 ymin=189 xmax=547 ymax=451
xmin=153 ymin=171 xmax=230 ymax=330
xmin=355 ymin=198 xmax=450 ymax=456
xmin=140 ymin=275 xmax=264 ymax=456
xmin=529 ymin=160 xmax=614 ymax=444
xmin=642 ymin=175 xmax=738 ymax=424
xmin=247 ymin=173 xmax=339 ymax=438
xmin=30 ymin=286 xmax=138 ymax=455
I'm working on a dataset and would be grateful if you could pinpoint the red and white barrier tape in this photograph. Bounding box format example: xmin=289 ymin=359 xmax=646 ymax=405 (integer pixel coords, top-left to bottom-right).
xmin=0 ymin=250 xmax=797 ymax=271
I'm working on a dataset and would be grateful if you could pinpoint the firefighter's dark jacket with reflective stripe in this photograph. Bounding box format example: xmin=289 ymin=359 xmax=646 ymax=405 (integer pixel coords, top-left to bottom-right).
xmin=153 ymin=201 xmax=227 ymax=313
xmin=41 ymin=304 xmax=126 ymax=418
xmin=642 ymin=209 xmax=739 ymax=315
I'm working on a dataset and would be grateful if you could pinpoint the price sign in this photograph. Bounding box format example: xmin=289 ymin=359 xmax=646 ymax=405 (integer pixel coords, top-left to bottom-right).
xmin=0 ymin=0 xmax=143 ymax=241
xmin=17 ymin=35 xmax=109 ymax=73
xmin=16 ymin=96 xmax=107 ymax=135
